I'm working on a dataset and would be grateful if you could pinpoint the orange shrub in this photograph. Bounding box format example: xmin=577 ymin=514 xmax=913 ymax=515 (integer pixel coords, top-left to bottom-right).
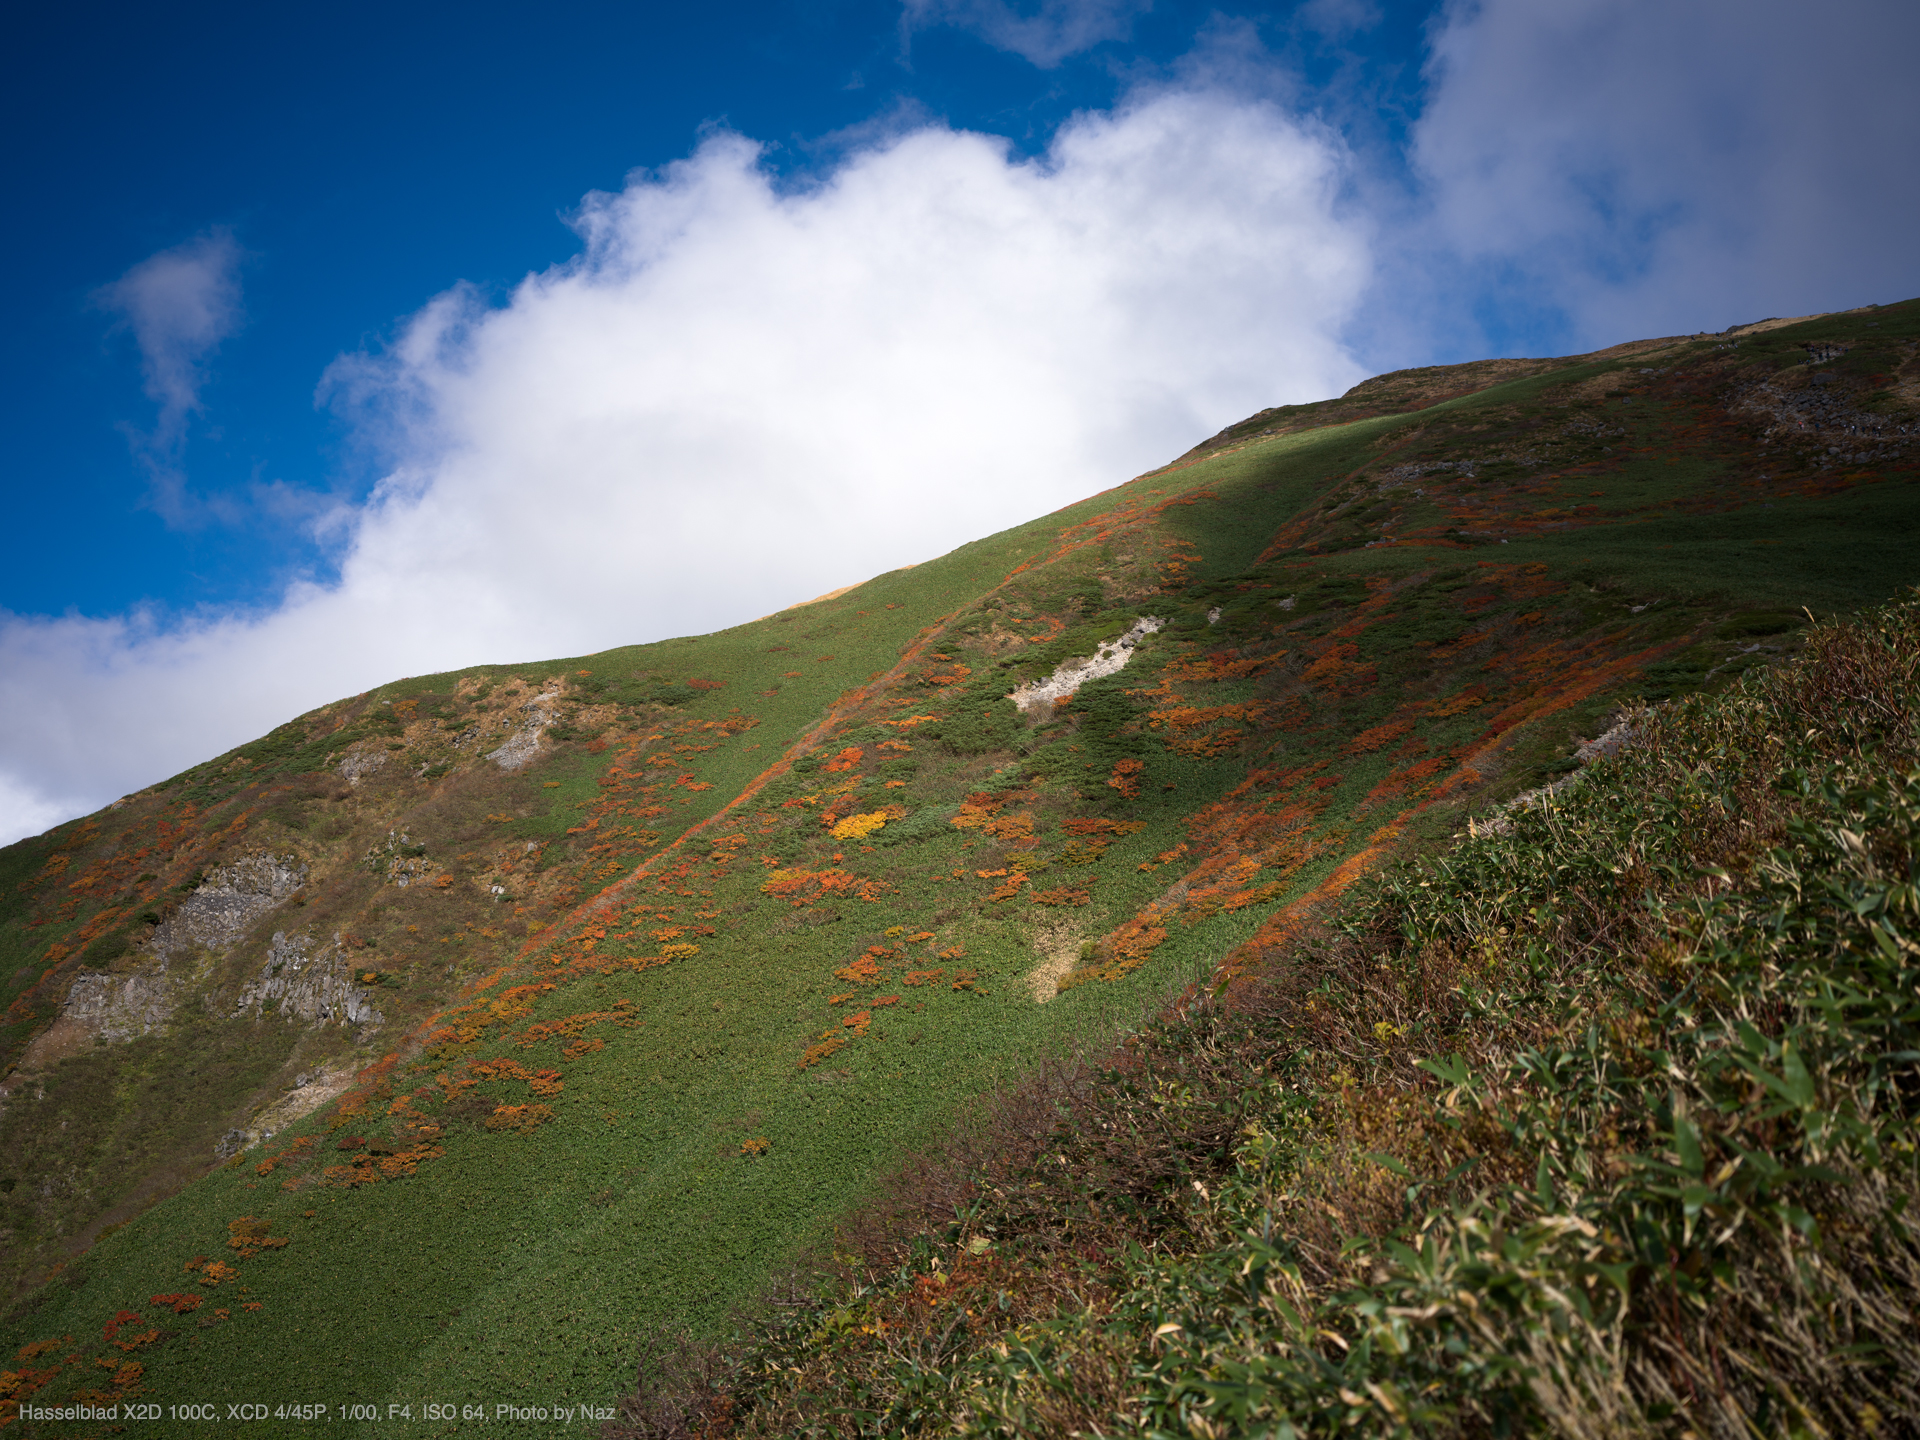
xmin=101 ymin=1310 xmax=142 ymax=1344
xmin=225 ymin=1217 xmax=289 ymax=1260
xmin=485 ymin=1104 xmax=556 ymax=1134
xmin=196 ymin=1261 xmax=239 ymax=1288
xmin=798 ymin=1034 xmax=847 ymax=1069
xmin=834 ymin=951 xmax=885 ymax=984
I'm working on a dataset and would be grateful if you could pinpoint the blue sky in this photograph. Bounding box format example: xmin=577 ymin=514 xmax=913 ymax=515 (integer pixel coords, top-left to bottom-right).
xmin=4 ymin=0 xmax=1424 ymax=622
xmin=3 ymin=0 xmax=1916 ymax=841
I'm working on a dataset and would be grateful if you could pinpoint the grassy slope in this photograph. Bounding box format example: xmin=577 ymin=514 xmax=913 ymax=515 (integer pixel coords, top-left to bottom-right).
xmin=1 ymin=301 xmax=1916 ymax=1434
xmin=716 ymin=590 xmax=1920 ymax=1440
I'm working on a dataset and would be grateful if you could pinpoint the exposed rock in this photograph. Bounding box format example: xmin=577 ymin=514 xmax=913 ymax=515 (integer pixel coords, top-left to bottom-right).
xmin=15 ymin=854 xmax=310 ymax=1065
xmin=1007 ymin=617 xmax=1163 ymax=716
xmin=337 ymin=746 xmax=389 ymax=784
xmin=1473 ymin=716 xmax=1645 ymax=838
xmin=233 ymin=931 xmax=384 ymax=1030
xmin=1575 ymin=717 xmax=1637 ymax=763
xmin=366 ymin=829 xmax=436 ymax=887
xmin=487 ymin=688 xmax=563 ymax=770
xmin=61 ymin=968 xmax=183 ymax=1043
xmin=147 ymin=853 xmax=308 ymax=960
xmin=226 ymin=1060 xmax=361 ymax=1156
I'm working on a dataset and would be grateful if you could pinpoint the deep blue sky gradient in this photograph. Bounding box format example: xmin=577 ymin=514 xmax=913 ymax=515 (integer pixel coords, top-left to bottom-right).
xmin=3 ymin=1 xmax=1442 ymax=625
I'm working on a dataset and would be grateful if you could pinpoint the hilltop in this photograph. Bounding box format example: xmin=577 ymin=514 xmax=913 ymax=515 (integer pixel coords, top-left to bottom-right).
xmin=1 ymin=300 xmax=1916 ymax=1434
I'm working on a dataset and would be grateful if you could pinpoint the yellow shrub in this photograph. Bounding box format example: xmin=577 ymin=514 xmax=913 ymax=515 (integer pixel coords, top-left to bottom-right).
xmin=830 ymin=811 xmax=889 ymax=841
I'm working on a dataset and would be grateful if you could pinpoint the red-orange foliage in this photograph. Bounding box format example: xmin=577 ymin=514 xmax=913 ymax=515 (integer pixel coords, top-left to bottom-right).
xmin=760 ymin=867 xmax=892 ymax=906
xmin=1063 ymin=906 xmax=1170 ymax=989
xmin=797 ymin=1034 xmax=847 ymax=1069
xmin=101 ymin=1310 xmax=143 ymax=1344
xmin=1147 ymin=702 xmax=1259 ymax=757
xmin=1105 ymin=758 xmax=1145 ymax=799
xmin=483 ymin=1104 xmax=555 ymax=1134
xmin=981 ymin=810 xmax=1034 ymax=840
xmin=986 ymin=872 xmax=1027 ymax=902
xmin=833 ymin=949 xmax=888 ymax=984
xmin=225 ymin=1216 xmax=290 ymax=1260
xmin=1343 ymin=716 xmax=1416 ymax=755
xmin=918 ymin=661 xmax=972 ymax=688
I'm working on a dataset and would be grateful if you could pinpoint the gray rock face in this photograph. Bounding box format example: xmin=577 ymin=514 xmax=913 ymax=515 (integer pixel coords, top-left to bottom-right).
xmin=1474 ymin=715 xmax=1646 ymax=838
xmin=233 ymin=930 xmax=384 ymax=1030
xmin=487 ymin=688 xmax=563 ymax=770
xmin=61 ymin=967 xmax=183 ymax=1043
xmin=1575 ymin=718 xmax=1637 ymax=763
xmin=338 ymin=746 xmax=389 ymax=784
xmin=53 ymin=853 xmax=310 ymax=1043
xmin=1008 ymin=617 xmax=1164 ymax=715
xmin=148 ymin=854 xmax=308 ymax=960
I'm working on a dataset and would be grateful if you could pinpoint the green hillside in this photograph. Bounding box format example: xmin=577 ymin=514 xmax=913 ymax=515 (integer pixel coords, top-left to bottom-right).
xmin=2 ymin=301 xmax=1916 ymax=1436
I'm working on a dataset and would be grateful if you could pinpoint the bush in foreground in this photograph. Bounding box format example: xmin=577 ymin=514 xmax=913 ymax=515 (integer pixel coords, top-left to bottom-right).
xmin=618 ymin=592 xmax=1920 ymax=1439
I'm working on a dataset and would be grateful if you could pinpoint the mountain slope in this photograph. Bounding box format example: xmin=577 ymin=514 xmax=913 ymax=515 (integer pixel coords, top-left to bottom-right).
xmin=2 ymin=300 xmax=1916 ymax=1431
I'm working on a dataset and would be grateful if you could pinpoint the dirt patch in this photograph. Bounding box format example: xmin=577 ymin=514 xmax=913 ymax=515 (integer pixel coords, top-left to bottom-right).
xmin=245 ymin=1061 xmax=360 ymax=1146
xmin=1024 ymin=920 xmax=1088 ymax=1003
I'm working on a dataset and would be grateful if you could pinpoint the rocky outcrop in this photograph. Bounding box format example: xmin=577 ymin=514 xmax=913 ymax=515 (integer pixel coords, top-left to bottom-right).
xmin=487 ymin=687 xmax=564 ymax=770
xmin=337 ymin=745 xmax=389 ymax=784
xmin=233 ymin=930 xmax=384 ymax=1030
xmin=1473 ymin=716 xmax=1643 ymax=838
xmin=1008 ymin=617 xmax=1164 ymax=715
xmin=147 ymin=853 xmax=308 ymax=960
xmin=60 ymin=967 xmax=186 ymax=1043
xmin=217 ymin=1061 xmax=362 ymax=1156
xmin=13 ymin=854 xmax=311 ymax=1066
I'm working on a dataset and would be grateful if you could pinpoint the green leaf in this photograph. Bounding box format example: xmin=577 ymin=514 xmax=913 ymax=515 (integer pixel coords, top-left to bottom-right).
xmin=1674 ymin=1115 xmax=1704 ymax=1179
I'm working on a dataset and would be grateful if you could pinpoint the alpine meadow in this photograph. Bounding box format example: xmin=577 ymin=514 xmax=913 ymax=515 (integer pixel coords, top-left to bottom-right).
xmin=4 ymin=300 xmax=1920 ymax=1438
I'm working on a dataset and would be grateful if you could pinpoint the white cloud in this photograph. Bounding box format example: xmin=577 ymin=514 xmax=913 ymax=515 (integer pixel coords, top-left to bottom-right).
xmin=902 ymin=0 xmax=1151 ymax=68
xmin=22 ymin=2 xmax=1907 ymax=849
xmin=1409 ymin=0 xmax=1920 ymax=345
xmin=0 ymin=87 xmax=1369 ymax=845
xmin=92 ymin=230 xmax=245 ymax=519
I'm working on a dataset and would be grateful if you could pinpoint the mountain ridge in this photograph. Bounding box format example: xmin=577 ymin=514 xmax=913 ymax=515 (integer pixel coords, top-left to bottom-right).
xmin=2 ymin=298 xmax=1916 ymax=1432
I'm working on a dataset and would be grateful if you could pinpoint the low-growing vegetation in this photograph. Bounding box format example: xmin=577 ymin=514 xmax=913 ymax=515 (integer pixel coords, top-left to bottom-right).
xmin=645 ymin=592 xmax=1920 ymax=1438
xmin=1 ymin=301 xmax=1916 ymax=1431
